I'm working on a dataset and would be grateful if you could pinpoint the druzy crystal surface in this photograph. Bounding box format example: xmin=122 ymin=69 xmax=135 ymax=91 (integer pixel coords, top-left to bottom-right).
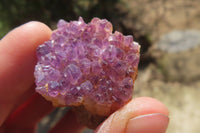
xmin=34 ymin=17 xmax=140 ymax=115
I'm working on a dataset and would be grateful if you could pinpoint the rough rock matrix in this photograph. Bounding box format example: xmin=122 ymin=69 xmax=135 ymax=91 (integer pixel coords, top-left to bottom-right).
xmin=34 ymin=17 xmax=140 ymax=118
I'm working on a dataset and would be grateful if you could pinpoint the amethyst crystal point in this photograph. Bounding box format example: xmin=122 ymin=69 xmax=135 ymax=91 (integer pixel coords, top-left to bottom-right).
xmin=34 ymin=17 xmax=140 ymax=116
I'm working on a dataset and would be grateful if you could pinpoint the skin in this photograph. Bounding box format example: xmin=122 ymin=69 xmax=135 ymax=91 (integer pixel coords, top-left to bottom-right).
xmin=0 ymin=22 xmax=169 ymax=133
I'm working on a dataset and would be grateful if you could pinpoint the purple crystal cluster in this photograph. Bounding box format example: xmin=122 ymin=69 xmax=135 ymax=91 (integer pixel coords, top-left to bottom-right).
xmin=34 ymin=17 xmax=140 ymax=115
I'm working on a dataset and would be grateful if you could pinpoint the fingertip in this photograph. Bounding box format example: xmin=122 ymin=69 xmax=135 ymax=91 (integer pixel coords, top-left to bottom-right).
xmin=20 ymin=21 xmax=52 ymax=42
xmin=0 ymin=21 xmax=52 ymax=62
xmin=129 ymin=97 xmax=169 ymax=116
xmin=2 ymin=21 xmax=52 ymax=41
xmin=2 ymin=21 xmax=52 ymax=48
xmin=94 ymin=97 xmax=169 ymax=133
xmin=126 ymin=113 xmax=169 ymax=133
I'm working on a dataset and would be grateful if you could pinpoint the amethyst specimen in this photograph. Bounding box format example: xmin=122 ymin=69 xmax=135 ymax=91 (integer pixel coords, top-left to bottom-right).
xmin=34 ymin=17 xmax=140 ymax=117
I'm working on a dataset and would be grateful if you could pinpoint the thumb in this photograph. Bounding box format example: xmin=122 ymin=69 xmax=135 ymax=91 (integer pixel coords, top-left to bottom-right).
xmin=94 ymin=97 xmax=169 ymax=133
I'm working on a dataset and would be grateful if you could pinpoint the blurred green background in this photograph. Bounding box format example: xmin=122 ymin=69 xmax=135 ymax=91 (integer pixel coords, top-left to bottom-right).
xmin=1 ymin=0 xmax=200 ymax=133
xmin=0 ymin=0 xmax=126 ymax=37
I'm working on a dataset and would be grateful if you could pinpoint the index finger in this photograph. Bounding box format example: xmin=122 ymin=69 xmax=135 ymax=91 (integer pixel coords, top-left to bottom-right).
xmin=0 ymin=21 xmax=52 ymax=125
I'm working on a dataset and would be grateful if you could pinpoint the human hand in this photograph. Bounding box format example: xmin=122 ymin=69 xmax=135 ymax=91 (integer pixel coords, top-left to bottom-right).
xmin=0 ymin=22 xmax=169 ymax=133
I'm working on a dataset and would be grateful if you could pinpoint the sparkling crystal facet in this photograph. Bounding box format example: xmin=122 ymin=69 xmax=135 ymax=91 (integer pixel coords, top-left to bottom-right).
xmin=34 ymin=17 xmax=140 ymax=115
